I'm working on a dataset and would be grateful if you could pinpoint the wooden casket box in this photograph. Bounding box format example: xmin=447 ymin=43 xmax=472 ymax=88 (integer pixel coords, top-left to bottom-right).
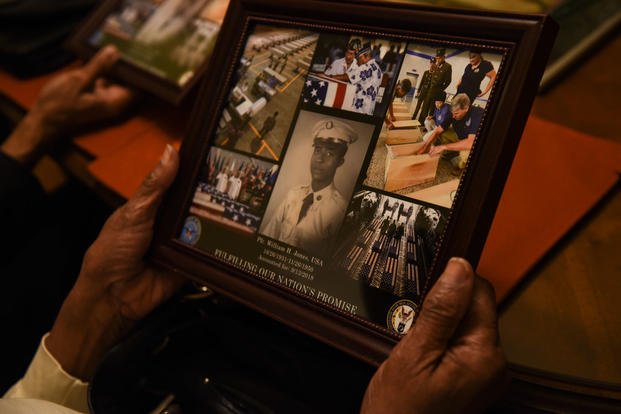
xmin=384 ymin=142 xmax=439 ymax=192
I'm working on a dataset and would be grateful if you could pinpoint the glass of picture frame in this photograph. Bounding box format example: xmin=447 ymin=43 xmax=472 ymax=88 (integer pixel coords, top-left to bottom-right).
xmin=69 ymin=0 xmax=230 ymax=104
xmin=150 ymin=0 xmax=557 ymax=364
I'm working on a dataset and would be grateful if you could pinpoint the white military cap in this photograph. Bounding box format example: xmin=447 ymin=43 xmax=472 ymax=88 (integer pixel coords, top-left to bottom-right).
xmin=312 ymin=118 xmax=358 ymax=146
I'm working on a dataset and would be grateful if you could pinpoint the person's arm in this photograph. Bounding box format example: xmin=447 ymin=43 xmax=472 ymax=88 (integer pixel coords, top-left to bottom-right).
xmin=429 ymin=133 xmax=475 ymax=156
xmin=416 ymin=125 xmax=444 ymax=154
xmin=361 ymin=258 xmax=507 ymax=413
xmin=478 ymin=69 xmax=497 ymax=97
xmin=329 ymin=73 xmax=350 ymax=82
xmin=385 ymin=103 xmax=395 ymax=129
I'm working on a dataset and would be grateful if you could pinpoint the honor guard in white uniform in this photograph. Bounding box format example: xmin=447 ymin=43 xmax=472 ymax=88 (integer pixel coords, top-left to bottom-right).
xmin=262 ymin=118 xmax=358 ymax=256
xmin=215 ymin=170 xmax=229 ymax=193
xmin=324 ymin=40 xmax=359 ymax=76
xmin=347 ymin=43 xmax=383 ymax=115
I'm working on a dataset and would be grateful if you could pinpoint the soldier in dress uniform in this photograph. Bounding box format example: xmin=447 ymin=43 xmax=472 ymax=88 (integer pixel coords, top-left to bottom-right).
xmin=412 ymin=58 xmax=435 ymax=121
xmin=418 ymin=48 xmax=452 ymax=126
xmin=261 ymin=118 xmax=358 ymax=255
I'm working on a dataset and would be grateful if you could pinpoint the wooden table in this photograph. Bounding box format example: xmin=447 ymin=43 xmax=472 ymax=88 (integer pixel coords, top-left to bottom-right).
xmin=496 ymin=34 xmax=621 ymax=411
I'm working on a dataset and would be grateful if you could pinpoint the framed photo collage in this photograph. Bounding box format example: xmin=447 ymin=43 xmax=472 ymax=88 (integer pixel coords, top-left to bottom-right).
xmin=144 ymin=0 xmax=556 ymax=363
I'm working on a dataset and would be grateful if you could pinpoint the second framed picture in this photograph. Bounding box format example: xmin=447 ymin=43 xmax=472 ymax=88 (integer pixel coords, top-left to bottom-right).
xmin=70 ymin=0 xmax=230 ymax=103
xmin=151 ymin=0 xmax=557 ymax=364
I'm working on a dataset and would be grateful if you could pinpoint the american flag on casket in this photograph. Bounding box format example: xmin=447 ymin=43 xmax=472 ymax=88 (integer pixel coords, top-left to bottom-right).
xmin=302 ymin=74 xmax=356 ymax=111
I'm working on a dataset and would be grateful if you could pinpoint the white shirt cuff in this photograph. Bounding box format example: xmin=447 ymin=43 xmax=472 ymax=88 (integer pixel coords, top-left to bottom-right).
xmin=3 ymin=333 xmax=89 ymax=413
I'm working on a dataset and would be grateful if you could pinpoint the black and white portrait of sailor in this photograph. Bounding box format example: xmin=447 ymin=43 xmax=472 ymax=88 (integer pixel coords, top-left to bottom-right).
xmin=260 ymin=113 xmax=373 ymax=256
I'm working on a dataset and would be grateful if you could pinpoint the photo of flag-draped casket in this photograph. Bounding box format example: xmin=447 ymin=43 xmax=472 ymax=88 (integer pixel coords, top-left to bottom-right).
xmin=302 ymin=73 xmax=359 ymax=112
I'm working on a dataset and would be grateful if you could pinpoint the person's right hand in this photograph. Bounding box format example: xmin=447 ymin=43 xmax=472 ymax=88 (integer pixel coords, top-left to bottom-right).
xmin=46 ymin=145 xmax=185 ymax=380
xmin=361 ymin=258 xmax=507 ymax=414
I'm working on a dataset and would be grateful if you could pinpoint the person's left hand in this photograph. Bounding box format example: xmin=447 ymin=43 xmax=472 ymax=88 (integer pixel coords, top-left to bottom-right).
xmin=46 ymin=145 xmax=185 ymax=380
xmin=30 ymin=45 xmax=134 ymax=138
xmin=429 ymin=145 xmax=447 ymax=156
xmin=1 ymin=45 xmax=134 ymax=166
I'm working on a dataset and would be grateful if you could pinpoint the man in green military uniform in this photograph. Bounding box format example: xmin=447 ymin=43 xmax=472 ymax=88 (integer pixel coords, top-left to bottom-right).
xmin=418 ymin=48 xmax=452 ymax=126
xmin=412 ymin=57 xmax=435 ymax=121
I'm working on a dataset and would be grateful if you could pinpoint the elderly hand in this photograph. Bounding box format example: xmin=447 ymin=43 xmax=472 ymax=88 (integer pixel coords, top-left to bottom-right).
xmin=46 ymin=145 xmax=185 ymax=380
xmin=361 ymin=258 xmax=507 ymax=414
xmin=1 ymin=45 xmax=134 ymax=166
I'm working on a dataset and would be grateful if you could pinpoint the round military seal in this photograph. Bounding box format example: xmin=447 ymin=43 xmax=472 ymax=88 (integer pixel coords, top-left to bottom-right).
xmin=387 ymin=300 xmax=417 ymax=335
xmin=180 ymin=216 xmax=201 ymax=246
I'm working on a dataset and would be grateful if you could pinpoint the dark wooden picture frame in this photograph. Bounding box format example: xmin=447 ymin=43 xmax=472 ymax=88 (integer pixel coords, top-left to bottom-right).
xmin=68 ymin=0 xmax=228 ymax=104
xmin=150 ymin=0 xmax=557 ymax=365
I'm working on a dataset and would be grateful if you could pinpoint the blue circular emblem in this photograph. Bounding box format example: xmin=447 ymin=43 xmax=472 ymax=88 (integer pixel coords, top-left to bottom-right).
xmin=180 ymin=216 xmax=201 ymax=246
